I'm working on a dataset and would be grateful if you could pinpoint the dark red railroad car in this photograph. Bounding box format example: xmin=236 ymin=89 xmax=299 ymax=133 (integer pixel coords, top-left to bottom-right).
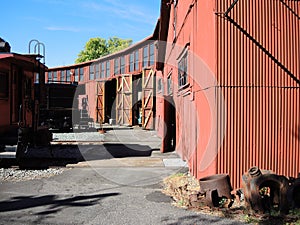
xmin=0 ymin=38 xmax=50 ymax=158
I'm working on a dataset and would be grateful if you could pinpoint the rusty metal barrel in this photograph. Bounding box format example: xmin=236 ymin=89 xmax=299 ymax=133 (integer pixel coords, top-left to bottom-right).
xmin=199 ymin=174 xmax=233 ymax=207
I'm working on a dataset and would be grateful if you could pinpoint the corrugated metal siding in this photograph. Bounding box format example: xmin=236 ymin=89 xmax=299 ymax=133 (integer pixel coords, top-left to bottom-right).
xmin=216 ymin=0 xmax=300 ymax=188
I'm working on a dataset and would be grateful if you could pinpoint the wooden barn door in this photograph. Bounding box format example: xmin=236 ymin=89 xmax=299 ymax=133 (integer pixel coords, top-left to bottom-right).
xmin=116 ymin=75 xmax=132 ymax=126
xmin=142 ymin=68 xmax=155 ymax=130
xmin=96 ymin=81 xmax=105 ymax=123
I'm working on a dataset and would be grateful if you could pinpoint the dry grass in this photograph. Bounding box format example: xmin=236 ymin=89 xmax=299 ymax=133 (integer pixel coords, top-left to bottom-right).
xmin=162 ymin=172 xmax=300 ymax=225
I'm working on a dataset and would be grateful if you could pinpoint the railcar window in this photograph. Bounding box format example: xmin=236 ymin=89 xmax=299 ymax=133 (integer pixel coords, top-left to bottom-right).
xmin=66 ymin=70 xmax=71 ymax=82
xmin=134 ymin=50 xmax=139 ymax=71
xmin=178 ymin=51 xmax=188 ymax=87
xmin=120 ymin=56 xmax=125 ymax=74
xmin=106 ymin=61 xmax=110 ymax=77
xmin=143 ymin=46 xmax=149 ymax=68
xmin=25 ymin=79 xmax=32 ymax=98
xmin=114 ymin=58 xmax=120 ymax=75
xmin=149 ymin=43 xmax=155 ymax=66
xmin=89 ymin=65 xmax=94 ymax=80
xmin=0 ymin=72 xmax=8 ymax=98
xmin=79 ymin=68 xmax=84 ymax=81
xmin=95 ymin=63 xmax=100 ymax=79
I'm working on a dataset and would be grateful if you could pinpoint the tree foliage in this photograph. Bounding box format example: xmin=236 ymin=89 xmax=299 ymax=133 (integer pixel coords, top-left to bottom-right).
xmin=75 ymin=37 xmax=132 ymax=63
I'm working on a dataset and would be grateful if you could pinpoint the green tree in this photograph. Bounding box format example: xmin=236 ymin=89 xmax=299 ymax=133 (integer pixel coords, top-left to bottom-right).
xmin=75 ymin=37 xmax=132 ymax=63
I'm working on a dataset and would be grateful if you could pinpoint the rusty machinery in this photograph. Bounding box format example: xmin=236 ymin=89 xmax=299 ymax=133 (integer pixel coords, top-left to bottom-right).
xmin=199 ymin=174 xmax=234 ymax=207
xmin=242 ymin=166 xmax=300 ymax=214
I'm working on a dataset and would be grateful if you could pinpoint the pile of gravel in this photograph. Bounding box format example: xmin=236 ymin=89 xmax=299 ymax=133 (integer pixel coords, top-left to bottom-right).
xmin=0 ymin=168 xmax=66 ymax=182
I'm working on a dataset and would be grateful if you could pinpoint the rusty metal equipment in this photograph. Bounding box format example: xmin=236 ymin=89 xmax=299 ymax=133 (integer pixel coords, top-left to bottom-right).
xmin=287 ymin=175 xmax=300 ymax=209
xmin=242 ymin=167 xmax=290 ymax=214
xmin=199 ymin=174 xmax=233 ymax=207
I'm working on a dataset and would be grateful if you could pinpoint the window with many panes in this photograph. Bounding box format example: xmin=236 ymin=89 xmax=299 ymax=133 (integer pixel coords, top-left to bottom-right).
xmin=167 ymin=74 xmax=172 ymax=95
xmin=53 ymin=71 xmax=57 ymax=82
xmin=100 ymin=63 xmax=105 ymax=78
xmin=89 ymin=65 xmax=94 ymax=80
xmin=95 ymin=64 xmax=100 ymax=79
xmin=114 ymin=58 xmax=120 ymax=75
xmin=66 ymin=70 xmax=71 ymax=82
xmin=48 ymin=71 xmax=52 ymax=82
xmin=143 ymin=46 xmax=149 ymax=68
xmin=120 ymin=56 xmax=125 ymax=74
xmin=173 ymin=0 xmax=178 ymax=41
xmin=129 ymin=53 xmax=134 ymax=72
xmin=149 ymin=43 xmax=155 ymax=66
xmin=79 ymin=68 xmax=84 ymax=81
xmin=74 ymin=68 xmax=79 ymax=82
xmin=106 ymin=61 xmax=110 ymax=77
xmin=178 ymin=51 xmax=188 ymax=87
xmin=0 ymin=72 xmax=8 ymax=98
xmin=61 ymin=70 xmax=66 ymax=82
xmin=134 ymin=50 xmax=139 ymax=71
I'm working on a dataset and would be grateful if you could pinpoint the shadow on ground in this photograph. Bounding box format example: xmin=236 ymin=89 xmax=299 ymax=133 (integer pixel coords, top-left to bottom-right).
xmin=161 ymin=215 xmax=245 ymax=225
xmin=0 ymin=192 xmax=119 ymax=215
xmin=0 ymin=143 xmax=158 ymax=169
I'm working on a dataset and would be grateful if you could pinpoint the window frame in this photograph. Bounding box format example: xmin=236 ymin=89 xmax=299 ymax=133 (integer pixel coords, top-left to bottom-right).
xmin=66 ymin=69 xmax=71 ymax=82
xmin=53 ymin=71 xmax=57 ymax=82
xmin=74 ymin=68 xmax=79 ymax=82
xmin=47 ymin=71 xmax=52 ymax=83
xmin=177 ymin=47 xmax=189 ymax=89
xmin=114 ymin=58 xmax=120 ymax=75
xmin=134 ymin=50 xmax=139 ymax=71
xmin=142 ymin=45 xmax=149 ymax=68
xmin=0 ymin=72 xmax=8 ymax=98
xmin=106 ymin=61 xmax=110 ymax=77
xmin=79 ymin=68 xmax=84 ymax=82
xmin=95 ymin=63 xmax=100 ymax=79
xmin=149 ymin=43 xmax=155 ymax=66
xmin=167 ymin=72 xmax=173 ymax=95
xmin=100 ymin=63 xmax=105 ymax=78
xmin=89 ymin=65 xmax=95 ymax=80
xmin=120 ymin=56 xmax=125 ymax=74
xmin=61 ymin=70 xmax=66 ymax=82
xmin=129 ymin=52 xmax=134 ymax=72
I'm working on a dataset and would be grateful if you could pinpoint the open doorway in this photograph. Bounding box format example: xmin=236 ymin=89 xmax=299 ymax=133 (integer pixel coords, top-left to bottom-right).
xmin=105 ymin=79 xmax=116 ymax=124
xmin=132 ymin=74 xmax=142 ymax=126
xmin=165 ymin=96 xmax=176 ymax=152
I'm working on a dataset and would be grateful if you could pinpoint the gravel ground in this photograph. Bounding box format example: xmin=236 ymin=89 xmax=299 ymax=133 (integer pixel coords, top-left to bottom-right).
xmin=52 ymin=132 xmax=104 ymax=142
xmin=0 ymin=168 xmax=67 ymax=183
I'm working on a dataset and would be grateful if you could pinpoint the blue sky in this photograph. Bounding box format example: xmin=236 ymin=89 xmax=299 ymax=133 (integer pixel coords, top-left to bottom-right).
xmin=1 ymin=0 xmax=161 ymax=67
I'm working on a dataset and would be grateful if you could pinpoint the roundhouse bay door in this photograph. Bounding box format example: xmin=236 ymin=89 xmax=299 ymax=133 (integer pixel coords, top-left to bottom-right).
xmin=142 ymin=68 xmax=155 ymax=130
xmin=96 ymin=81 xmax=105 ymax=124
xmin=116 ymin=74 xmax=133 ymax=126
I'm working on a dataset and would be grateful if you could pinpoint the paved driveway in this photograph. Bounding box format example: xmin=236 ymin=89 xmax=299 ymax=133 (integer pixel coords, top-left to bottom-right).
xmin=0 ymin=127 xmax=247 ymax=225
xmin=0 ymin=167 xmax=247 ymax=225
